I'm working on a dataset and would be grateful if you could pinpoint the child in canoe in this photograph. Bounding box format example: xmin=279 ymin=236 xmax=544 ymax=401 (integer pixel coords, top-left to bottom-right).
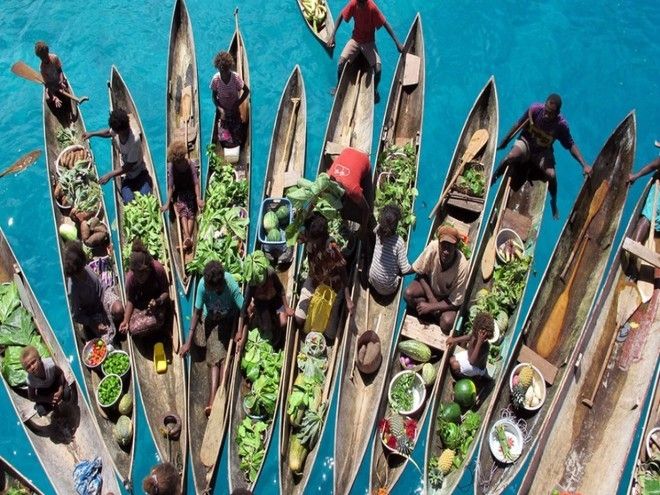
xmin=368 ymin=204 xmax=413 ymax=296
xmin=447 ymin=312 xmax=494 ymax=378
xmin=21 ymin=346 xmax=71 ymax=416
xmin=161 ymin=140 xmax=203 ymax=251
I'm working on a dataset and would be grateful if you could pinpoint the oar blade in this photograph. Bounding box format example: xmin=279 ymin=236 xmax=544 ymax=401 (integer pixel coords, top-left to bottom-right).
xmin=11 ymin=61 xmax=44 ymax=84
xmin=481 ymin=236 xmax=496 ymax=280
xmin=0 ymin=150 xmax=41 ymax=178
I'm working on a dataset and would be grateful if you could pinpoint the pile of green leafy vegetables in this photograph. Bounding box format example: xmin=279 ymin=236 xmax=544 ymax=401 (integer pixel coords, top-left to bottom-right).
xmin=455 ymin=163 xmax=486 ymax=198
xmin=57 ymin=161 xmax=102 ymax=213
xmin=187 ymin=145 xmax=249 ymax=279
xmin=237 ymin=329 xmax=283 ymax=481
xmin=0 ymin=283 xmax=51 ymax=387
xmin=121 ymin=192 xmax=165 ymax=263
xmin=374 ymin=143 xmax=418 ymax=239
xmin=56 ymin=127 xmax=78 ymax=148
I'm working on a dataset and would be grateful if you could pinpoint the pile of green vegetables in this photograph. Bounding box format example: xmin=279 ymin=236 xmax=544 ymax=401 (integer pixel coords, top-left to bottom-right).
xmin=188 ymin=145 xmax=249 ymax=278
xmin=237 ymin=329 xmax=283 ymax=482
xmin=455 ymin=163 xmax=486 ymax=198
xmin=56 ymin=161 xmax=102 ymax=213
xmin=0 ymin=282 xmax=50 ymax=387
xmin=374 ymin=143 xmax=418 ymax=239
xmin=286 ymin=332 xmax=328 ymax=474
xmin=97 ymin=374 xmax=122 ymax=406
xmin=389 ymin=372 xmax=415 ymax=412
xmin=56 ymin=127 xmax=78 ymax=148
xmin=121 ymin=192 xmax=165 ymax=263
xmin=242 ymin=250 xmax=270 ymax=286
xmin=465 ymin=253 xmax=532 ymax=337
xmin=428 ymin=405 xmax=482 ymax=488
xmin=284 ymin=174 xmax=345 ymax=247
xmin=261 ymin=203 xmax=290 ymax=243
xmin=101 ymin=352 xmax=130 ymax=376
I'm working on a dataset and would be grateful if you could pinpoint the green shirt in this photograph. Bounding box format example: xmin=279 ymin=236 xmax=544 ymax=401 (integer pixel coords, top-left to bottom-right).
xmin=194 ymin=272 xmax=244 ymax=317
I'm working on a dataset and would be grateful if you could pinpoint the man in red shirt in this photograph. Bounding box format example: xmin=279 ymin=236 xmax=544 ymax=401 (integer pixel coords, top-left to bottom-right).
xmin=328 ymin=146 xmax=373 ymax=236
xmin=327 ymin=0 xmax=403 ymax=94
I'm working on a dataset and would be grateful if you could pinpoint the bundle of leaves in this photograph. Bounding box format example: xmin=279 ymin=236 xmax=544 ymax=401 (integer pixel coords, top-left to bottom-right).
xmin=465 ymin=254 xmax=532 ymax=335
xmin=57 ymin=161 xmax=102 ymax=213
xmin=240 ymin=329 xmax=283 ymax=418
xmin=56 ymin=127 xmax=78 ymax=148
xmin=455 ymin=163 xmax=486 ymax=198
xmin=121 ymin=192 xmax=165 ymax=263
xmin=187 ymin=145 xmax=249 ymax=278
xmin=0 ymin=283 xmax=51 ymax=387
xmin=374 ymin=143 xmax=418 ymax=239
xmin=435 ymin=409 xmax=482 ymax=471
xmin=237 ymin=418 xmax=268 ymax=482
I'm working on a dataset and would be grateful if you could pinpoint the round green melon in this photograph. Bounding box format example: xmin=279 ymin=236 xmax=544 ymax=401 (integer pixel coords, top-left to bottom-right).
xmin=454 ymin=378 xmax=477 ymax=409
xmin=266 ymin=228 xmax=283 ymax=242
xmin=263 ymin=211 xmax=279 ymax=231
xmin=275 ymin=204 xmax=290 ymax=223
xmin=438 ymin=402 xmax=461 ymax=424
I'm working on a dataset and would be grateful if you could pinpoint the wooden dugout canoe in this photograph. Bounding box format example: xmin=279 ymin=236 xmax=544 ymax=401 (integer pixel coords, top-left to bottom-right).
xmin=108 ymin=66 xmax=188 ymax=491
xmin=296 ymin=0 xmax=334 ymax=46
xmin=369 ymin=76 xmax=498 ymax=494
xmin=188 ymin=10 xmax=252 ymax=493
xmin=473 ymin=111 xmax=636 ymax=495
xmin=0 ymin=456 xmax=43 ymax=494
xmin=228 ymin=65 xmax=307 ymax=493
xmin=279 ymin=55 xmax=374 ymax=495
xmin=0 ymin=228 xmax=120 ymax=495
xmin=626 ymin=367 xmax=660 ymax=494
xmin=521 ymin=172 xmax=659 ymax=494
xmin=43 ymin=72 xmax=135 ymax=487
xmin=333 ymin=15 xmax=425 ymax=495
xmin=424 ymin=170 xmax=548 ymax=493
xmin=165 ymin=0 xmax=201 ymax=295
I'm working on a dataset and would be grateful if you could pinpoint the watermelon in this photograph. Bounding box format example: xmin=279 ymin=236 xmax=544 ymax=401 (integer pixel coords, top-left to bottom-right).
xmin=267 ymin=228 xmax=283 ymax=242
xmin=454 ymin=379 xmax=477 ymax=409
xmin=276 ymin=204 xmax=290 ymax=223
xmin=59 ymin=223 xmax=78 ymax=242
xmin=263 ymin=211 xmax=279 ymax=231
xmin=438 ymin=402 xmax=461 ymax=424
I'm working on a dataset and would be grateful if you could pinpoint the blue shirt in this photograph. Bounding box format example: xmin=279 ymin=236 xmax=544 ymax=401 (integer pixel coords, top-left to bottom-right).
xmin=194 ymin=272 xmax=244 ymax=317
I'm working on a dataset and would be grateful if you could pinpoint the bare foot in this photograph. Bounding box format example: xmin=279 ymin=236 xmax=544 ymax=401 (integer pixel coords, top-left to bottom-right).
xmin=183 ymin=237 xmax=192 ymax=250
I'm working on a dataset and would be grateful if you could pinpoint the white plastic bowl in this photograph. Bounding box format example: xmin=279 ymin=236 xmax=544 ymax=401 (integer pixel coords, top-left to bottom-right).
xmin=55 ymin=144 xmax=92 ymax=176
xmin=489 ymin=418 xmax=523 ymax=463
xmin=509 ymin=363 xmax=546 ymax=411
xmin=388 ymin=370 xmax=426 ymax=415
xmin=496 ymin=228 xmax=524 ymax=264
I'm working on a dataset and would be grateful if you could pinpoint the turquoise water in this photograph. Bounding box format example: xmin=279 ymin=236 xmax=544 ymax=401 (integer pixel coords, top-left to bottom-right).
xmin=0 ymin=0 xmax=658 ymax=494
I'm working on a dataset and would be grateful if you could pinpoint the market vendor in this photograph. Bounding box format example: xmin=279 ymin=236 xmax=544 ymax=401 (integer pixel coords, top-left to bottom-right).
xmin=34 ymin=41 xmax=76 ymax=121
xmin=21 ymin=346 xmax=71 ymax=417
xmin=328 ymin=146 xmax=373 ymax=236
xmin=404 ymin=225 xmax=469 ymax=334
xmin=179 ymin=260 xmax=243 ymax=416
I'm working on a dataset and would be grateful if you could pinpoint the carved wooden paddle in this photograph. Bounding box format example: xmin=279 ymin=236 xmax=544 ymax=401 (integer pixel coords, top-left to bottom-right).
xmin=0 ymin=150 xmax=41 ymax=179
xmin=481 ymin=176 xmax=512 ymax=280
xmin=12 ymin=61 xmax=88 ymax=104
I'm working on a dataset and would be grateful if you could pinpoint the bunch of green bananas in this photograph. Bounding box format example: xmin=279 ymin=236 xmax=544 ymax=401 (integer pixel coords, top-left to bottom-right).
xmin=301 ymin=0 xmax=326 ymax=32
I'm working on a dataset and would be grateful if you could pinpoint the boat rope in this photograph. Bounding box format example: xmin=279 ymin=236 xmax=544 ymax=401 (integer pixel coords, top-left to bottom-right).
xmin=499 ymin=405 xmax=533 ymax=444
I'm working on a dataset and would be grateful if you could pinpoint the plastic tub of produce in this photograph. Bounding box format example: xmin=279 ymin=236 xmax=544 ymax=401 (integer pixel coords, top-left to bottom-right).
xmin=101 ymin=350 xmax=131 ymax=378
xmin=496 ymin=228 xmax=524 ymax=264
xmin=96 ymin=374 xmax=123 ymax=409
xmin=388 ymin=370 xmax=426 ymax=415
xmin=55 ymin=144 xmax=92 ymax=176
xmin=509 ymin=363 xmax=546 ymax=411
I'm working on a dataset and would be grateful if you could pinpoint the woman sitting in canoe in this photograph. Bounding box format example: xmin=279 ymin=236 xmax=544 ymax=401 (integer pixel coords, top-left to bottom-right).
xmin=241 ymin=251 xmax=294 ymax=346
xmin=34 ymin=41 xmax=75 ymax=120
xmin=161 ymin=139 xmax=203 ymax=251
xmin=446 ymin=312 xmax=494 ymax=378
xmin=83 ymin=108 xmax=153 ymax=204
xmin=368 ymin=204 xmax=413 ymax=296
xmin=210 ymin=51 xmax=250 ymax=148
xmin=63 ymin=241 xmax=124 ymax=340
xmin=21 ymin=346 xmax=71 ymax=417
xmin=404 ymin=225 xmax=469 ymax=334
xmin=142 ymin=462 xmax=181 ymax=495
xmin=295 ymin=213 xmax=353 ymax=337
xmin=119 ymin=239 xmax=170 ymax=337
xmin=179 ymin=260 xmax=244 ymax=416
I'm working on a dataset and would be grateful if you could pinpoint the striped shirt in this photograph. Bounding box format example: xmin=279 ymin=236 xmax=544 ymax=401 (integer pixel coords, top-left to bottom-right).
xmin=368 ymin=232 xmax=411 ymax=295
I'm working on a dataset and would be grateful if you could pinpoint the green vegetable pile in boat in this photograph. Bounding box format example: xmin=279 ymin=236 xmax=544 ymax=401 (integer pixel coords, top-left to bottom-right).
xmin=0 ymin=282 xmax=50 ymax=387
xmin=97 ymin=374 xmax=122 ymax=406
xmin=390 ymin=372 xmax=415 ymax=412
xmin=121 ymin=192 xmax=165 ymax=263
xmin=101 ymin=351 xmax=130 ymax=376
xmin=56 ymin=161 xmax=102 ymax=213
xmin=455 ymin=163 xmax=486 ymax=198
xmin=187 ymin=145 xmax=249 ymax=278
xmin=374 ymin=143 xmax=418 ymax=239
xmin=237 ymin=418 xmax=268 ymax=482
xmin=56 ymin=127 xmax=78 ymax=148
xmin=242 ymin=251 xmax=270 ymax=287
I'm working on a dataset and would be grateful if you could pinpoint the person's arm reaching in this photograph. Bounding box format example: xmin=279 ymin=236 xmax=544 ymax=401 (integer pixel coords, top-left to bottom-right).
xmin=628 ymin=157 xmax=660 ymax=185
xmin=383 ymin=20 xmax=403 ymax=53
xmin=327 ymin=13 xmax=344 ymax=48
xmin=570 ymin=143 xmax=591 ymax=176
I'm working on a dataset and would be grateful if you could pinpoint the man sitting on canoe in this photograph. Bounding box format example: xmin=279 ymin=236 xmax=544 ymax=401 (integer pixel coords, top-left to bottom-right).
xmin=179 ymin=260 xmax=244 ymax=416
xmin=492 ymin=94 xmax=591 ymax=219
xmin=211 ymin=51 xmax=250 ymax=148
xmin=404 ymin=225 xmax=469 ymax=334
xmin=328 ymin=147 xmax=373 ymax=238
xmin=21 ymin=346 xmax=71 ymax=417
xmin=83 ymin=108 xmax=153 ymax=204
xmin=34 ymin=41 xmax=75 ymax=121
xmin=327 ymin=0 xmax=403 ymax=96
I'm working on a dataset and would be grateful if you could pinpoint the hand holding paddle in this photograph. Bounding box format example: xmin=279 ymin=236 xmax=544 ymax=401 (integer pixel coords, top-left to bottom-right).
xmin=11 ymin=61 xmax=88 ymax=104
xmin=0 ymin=150 xmax=41 ymax=179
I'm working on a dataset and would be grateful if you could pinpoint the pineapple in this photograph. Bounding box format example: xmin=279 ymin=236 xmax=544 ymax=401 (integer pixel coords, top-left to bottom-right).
xmin=519 ymin=365 xmax=534 ymax=388
xmin=388 ymin=414 xmax=405 ymax=439
xmin=511 ymin=383 xmax=527 ymax=409
xmin=428 ymin=456 xmax=445 ymax=489
xmin=438 ymin=448 xmax=455 ymax=474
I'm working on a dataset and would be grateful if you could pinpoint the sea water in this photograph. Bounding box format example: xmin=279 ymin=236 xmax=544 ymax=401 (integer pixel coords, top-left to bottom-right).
xmin=0 ymin=1 xmax=657 ymax=494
